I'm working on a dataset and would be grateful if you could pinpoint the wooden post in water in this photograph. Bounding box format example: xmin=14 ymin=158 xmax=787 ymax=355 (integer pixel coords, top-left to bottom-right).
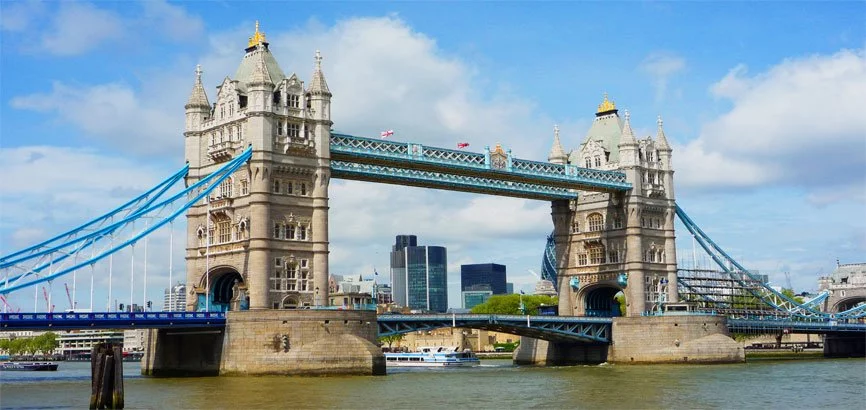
xmin=90 ymin=343 xmax=124 ymax=409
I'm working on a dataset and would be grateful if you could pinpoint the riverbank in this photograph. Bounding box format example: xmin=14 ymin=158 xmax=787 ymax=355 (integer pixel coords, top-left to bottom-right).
xmin=745 ymin=349 xmax=825 ymax=360
xmin=476 ymin=352 xmax=513 ymax=359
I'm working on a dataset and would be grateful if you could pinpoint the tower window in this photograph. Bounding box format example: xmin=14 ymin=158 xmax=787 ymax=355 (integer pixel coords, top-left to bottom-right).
xmin=300 ymin=183 xmax=307 ymax=196
xmin=273 ymin=222 xmax=282 ymax=239
xmin=594 ymin=156 xmax=601 ymax=167
xmin=298 ymin=225 xmax=307 ymax=241
xmin=288 ymin=123 xmax=300 ymax=138
xmin=273 ymin=91 xmax=281 ymax=104
xmin=217 ymin=221 xmax=231 ymax=244
xmin=585 ymin=157 xmax=591 ymax=168
xmin=240 ymin=179 xmax=249 ymax=195
xmin=278 ymin=122 xmax=284 ymax=135
xmin=589 ymin=246 xmax=605 ymax=264
xmin=577 ymin=253 xmax=587 ymax=266
xmin=273 ymin=180 xmax=281 ymax=193
xmin=289 ymin=94 xmax=300 ymax=108
xmin=587 ymin=213 xmax=604 ymax=232
xmin=287 ymin=224 xmax=295 ymax=240
xmin=287 ymin=181 xmax=294 ymax=195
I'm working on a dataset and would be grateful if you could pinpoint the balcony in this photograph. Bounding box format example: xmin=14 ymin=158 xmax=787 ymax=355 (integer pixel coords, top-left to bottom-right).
xmin=208 ymin=141 xmax=241 ymax=162
xmin=643 ymin=183 xmax=665 ymax=198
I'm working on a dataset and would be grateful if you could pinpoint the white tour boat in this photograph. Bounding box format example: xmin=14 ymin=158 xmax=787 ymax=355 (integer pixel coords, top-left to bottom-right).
xmin=384 ymin=346 xmax=481 ymax=367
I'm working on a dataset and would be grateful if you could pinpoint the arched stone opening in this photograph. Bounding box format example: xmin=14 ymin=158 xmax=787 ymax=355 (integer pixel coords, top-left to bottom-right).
xmin=583 ymin=285 xmax=624 ymax=317
xmin=198 ymin=267 xmax=247 ymax=312
xmin=834 ymin=296 xmax=866 ymax=313
xmin=280 ymin=295 xmax=300 ymax=309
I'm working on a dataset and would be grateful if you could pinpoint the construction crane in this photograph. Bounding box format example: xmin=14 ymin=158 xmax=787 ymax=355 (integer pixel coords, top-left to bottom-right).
xmin=0 ymin=295 xmax=19 ymax=313
xmin=64 ymin=283 xmax=74 ymax=310
xmin=42 ymin=286 xmax=54 ymax=313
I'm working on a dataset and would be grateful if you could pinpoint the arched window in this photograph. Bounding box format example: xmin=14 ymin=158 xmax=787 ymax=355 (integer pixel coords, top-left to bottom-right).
xmin=594 ymin=156 xmax=601 ymax=167
xmin=587 ymin=213 xmax=604 ymax=232
xmin=585 ymin=157 xmax=592 ymax=168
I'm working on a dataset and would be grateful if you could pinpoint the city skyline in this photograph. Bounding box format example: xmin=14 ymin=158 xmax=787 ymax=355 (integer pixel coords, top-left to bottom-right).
xmin=1 ymin=2 xmax=864 ymax=311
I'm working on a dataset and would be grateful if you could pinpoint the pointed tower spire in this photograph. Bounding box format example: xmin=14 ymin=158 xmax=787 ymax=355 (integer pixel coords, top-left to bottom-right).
xmin=656 ymin=115 xmax=671 ymax=150
xmin=185 ymin=64 xmax=210 ymax=109
xmin=249 ymin=46 xmax=273 ymax=86
xmin=309 ymin=50 xmax=331 ymax=96
xmin=620 ymin=109 xmax=637 ymax=144
xmin=548 ymin=124 xmax=568 ymax=164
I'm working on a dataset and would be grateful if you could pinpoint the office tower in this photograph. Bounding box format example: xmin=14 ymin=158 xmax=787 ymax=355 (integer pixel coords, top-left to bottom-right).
xmin=461 ymin=263 xmax=507 ymax=295
xmin=506 ymin=282 xmax=514 ymax=294
xmin=390 ymin=235 xmax=448 ymax=312
xmin=162 ymin=283 xmax=187 ymax=311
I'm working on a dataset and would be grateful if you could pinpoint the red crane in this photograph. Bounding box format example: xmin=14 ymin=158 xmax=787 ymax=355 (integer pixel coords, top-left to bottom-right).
xmin=64 ymin=283 xmax=74 ymax=310
xmin=42 ymin=286 xmax=54 ymax=313
xmin=0 ymin=295 xmax=19 ymax=313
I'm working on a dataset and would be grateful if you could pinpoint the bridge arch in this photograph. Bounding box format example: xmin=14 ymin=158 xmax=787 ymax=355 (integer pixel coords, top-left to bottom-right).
xmin=833 ymin=296 xmax=866 ymax=313
xmin=578 ymin=284 xmax=624 ymax=317
xmin=196 ymin=265 xmax=248 ymax=312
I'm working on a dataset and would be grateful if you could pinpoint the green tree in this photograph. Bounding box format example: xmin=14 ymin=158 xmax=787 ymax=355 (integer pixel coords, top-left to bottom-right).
xmin=470 ymin=294 xmax=558 ymax=315
xmin=780 ymin=289 xmax=805 ymax=304
xmin=378 ymin=333 xmax=405 ymax=349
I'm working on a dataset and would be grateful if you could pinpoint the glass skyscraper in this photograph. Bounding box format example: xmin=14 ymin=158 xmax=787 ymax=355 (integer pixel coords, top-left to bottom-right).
xmin=390 ymin=235 xmax=448 ymax=312
xmin=461 ymin=263 xmax=507 ymax=295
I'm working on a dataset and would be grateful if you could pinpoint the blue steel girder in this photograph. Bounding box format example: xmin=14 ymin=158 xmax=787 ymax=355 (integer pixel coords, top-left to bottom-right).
xmin=330 ymin=133 xmax=632 ymax=193
xmin=0 ymin=312 xmax=226 ymax=330
xmin=331 ymin=160 xmax=576 ymax=201
xmin=727 ymin=318 xmax=866 ymax=335
xmin=377 ymin=314 xmax=611 ymax=343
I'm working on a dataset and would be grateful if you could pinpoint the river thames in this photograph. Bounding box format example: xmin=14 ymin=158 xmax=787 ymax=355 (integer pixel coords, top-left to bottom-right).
xmin=1 ymin=359 xmax=863 ymax=409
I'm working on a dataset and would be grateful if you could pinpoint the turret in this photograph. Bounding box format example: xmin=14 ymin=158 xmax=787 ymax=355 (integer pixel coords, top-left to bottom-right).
xmin=247 ymin=45 xmax=275 ymax=112
xmin=308 ymin=50 xmax=332 ymax=123
xmin=617 ymin=110 xmax=639 ymax=167
xmin=548 ymin=124 xmax=568 ymax=164
xmin=656 ymin=115 xmax=675 ymax=199
xmin=185 ymin=64 xmax=210 ymax=132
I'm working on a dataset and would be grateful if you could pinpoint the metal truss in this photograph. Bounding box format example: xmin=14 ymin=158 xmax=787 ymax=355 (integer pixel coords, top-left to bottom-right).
xmin=0 ymin=311 xmax=226 ymax=330
xmin=330 ymin=133 xmax=632 ymax=192
xmin=1 ymin=147 xmax=252 ymax=295
xmin=330 ymin=160 xmax=576 ymax=200
xmin=728 ymin=318 xmax=866 ymax=335
xmin=676 ymin=205 xmax=866 ymax=320
xmin=376 ymin=314 xmax=612 ymax=343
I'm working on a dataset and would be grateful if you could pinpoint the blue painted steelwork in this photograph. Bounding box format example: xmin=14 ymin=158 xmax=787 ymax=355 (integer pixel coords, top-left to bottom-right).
xmin=675 ymin=205 xmax=866 ymax=320
xmin=376 ymin=314 xmax=611 ymax=343
xmin=541 ymin=233 xmax=558 ymax=290
xmin=330 ymin=133 xmax=632 ymax=194
xmin=728 ymin=318 xmax=866 ymax=334
xmin=0 ymin=312 xmax=225 ymax=330
xmin=330 ymin=160 xmax=575 ymax=200
xmin=0 ymin=147 xmax=253 ymax=295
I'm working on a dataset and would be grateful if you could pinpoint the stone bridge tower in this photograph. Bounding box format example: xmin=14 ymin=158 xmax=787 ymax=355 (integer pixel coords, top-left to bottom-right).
xmin=183 ymin=23 xmax=332 ymax=311
xmin=548 ymin=95 xmax=677 ymax=317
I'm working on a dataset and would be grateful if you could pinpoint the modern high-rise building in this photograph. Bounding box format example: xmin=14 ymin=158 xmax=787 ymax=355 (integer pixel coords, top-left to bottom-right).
xmin=506 ymin=282 xmax=514 ymax=294
xmin=462 ymin=290 xmax=493 ymax=309
xmin=390 ymin=235 xmax=448 ymax=312
xmin=461 ymin=263 xmax=507 ymax=295
xmin=163 ymin=283 xmax=187 ymax=312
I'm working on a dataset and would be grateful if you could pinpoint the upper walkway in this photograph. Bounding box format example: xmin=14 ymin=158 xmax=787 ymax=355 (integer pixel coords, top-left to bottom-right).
xmin=329 ymin=133 xmax=632 ymax=200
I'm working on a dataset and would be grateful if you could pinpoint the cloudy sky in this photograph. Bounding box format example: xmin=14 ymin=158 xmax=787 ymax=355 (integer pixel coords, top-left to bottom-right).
xmin=1 ymin=1 xmax=864 ymax=310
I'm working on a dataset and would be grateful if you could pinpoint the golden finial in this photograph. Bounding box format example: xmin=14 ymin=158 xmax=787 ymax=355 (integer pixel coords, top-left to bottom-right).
xmin=597 ymin=92 xmax=617 ymax=114
xmin=248 ymin=20 xmax=267 ymax=47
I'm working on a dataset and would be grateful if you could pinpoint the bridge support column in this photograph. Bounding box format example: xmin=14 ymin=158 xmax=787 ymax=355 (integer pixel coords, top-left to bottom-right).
xmin=142 ymin=310 xmax=385 ymax=376
xmin=514 ymin=337 xmax=608 ymax=365
xmin=608 ymin=315 xmax=744 ymax=364
xmin=823 ymin=333 xmax=865 ymax=358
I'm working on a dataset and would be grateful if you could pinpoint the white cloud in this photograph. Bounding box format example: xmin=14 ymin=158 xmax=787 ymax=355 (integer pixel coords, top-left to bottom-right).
xmin=639 ymin=52 xmax=686 ymax=102
xmin=678 ymin=49 xmax=866 ymax=195
xmin=11 ymin=82 xmax=183 ymax=156
xmin=40 ymin=2 xmax=125 ymax=56
xmin=0 ymin=0 xmax=44 ymax=32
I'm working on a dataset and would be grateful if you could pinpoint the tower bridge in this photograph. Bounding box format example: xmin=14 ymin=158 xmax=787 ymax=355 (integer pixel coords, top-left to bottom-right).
xmin=2 ymin=23 xmax=864 ymax=375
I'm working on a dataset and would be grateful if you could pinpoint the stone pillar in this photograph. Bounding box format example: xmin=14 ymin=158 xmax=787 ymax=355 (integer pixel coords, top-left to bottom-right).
xmin=312 ymin=166 xmax=330 ymax=306
xmin=664 ymin=207 xmax=679 ymax=303
xmin=247 ymin=160 xmax=271 ymax=310
xmin=551 ymin=199 xmax=573 ymax=315
xmin=624 ymin=198 xmax=646 ymax=317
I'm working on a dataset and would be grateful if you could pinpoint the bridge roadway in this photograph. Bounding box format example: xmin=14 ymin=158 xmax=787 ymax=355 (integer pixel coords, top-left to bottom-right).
xmin=1 ymin=312 xmax=863 ymax=340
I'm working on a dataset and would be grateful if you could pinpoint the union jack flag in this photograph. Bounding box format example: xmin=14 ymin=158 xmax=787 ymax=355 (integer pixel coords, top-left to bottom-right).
xmin=457 ymin=142 xmax=470 ymax=149
xmin=380 ymin=130 xmax=394 ymax=139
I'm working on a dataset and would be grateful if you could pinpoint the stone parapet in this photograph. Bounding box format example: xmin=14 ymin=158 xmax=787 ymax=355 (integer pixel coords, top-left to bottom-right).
xmin=608 ymin=315 xmax=744 ymax=364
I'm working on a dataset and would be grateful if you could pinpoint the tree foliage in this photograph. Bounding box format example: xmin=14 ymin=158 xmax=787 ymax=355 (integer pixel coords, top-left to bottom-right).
xmin=0 ymin=332 xmax=58 ymax=356
xmin=470 ymin=294 xmax=558 ymax=315
xmin=377 ymin=333 xmax=405 ymax=348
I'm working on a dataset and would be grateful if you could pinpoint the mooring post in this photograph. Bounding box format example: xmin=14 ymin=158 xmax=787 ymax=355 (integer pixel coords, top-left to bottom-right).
xmin=90 ymin=343 xmax=124 ymax=409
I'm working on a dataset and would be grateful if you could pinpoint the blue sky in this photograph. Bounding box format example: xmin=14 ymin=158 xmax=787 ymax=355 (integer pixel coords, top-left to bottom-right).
xmin=1 ymin=1 xmax=864 ymax=310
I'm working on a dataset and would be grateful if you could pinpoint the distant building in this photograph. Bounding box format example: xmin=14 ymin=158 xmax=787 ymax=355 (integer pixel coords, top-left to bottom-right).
xmin=535 ymin=280 xmax=557 ymax=297
xmin=163 ymin=283 xmax=187 ymax=312
xmin=461 ymin=263 xmax=507 ymax=295
xmin=506 ymin=282 xmax=514 ymax=294
xmin=818 ymin=262 xmax=866 ymax=313
xmin=58 ymin=330 xmax=124 ymax=359
xmin=390 ymin=235 xmax=448 ymax=312
xmin=462 ymin=290 xmax=493 ymax=309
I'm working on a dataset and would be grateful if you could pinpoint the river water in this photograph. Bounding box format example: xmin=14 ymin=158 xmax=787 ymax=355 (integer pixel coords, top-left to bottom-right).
xmin=1 ymin=359 xmax=863 ymax=409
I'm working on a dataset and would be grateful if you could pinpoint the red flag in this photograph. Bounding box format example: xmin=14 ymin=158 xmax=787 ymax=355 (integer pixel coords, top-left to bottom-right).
xmin=457 ymin=142 xmax=470 ymax=149
xmin=380 ymin=130 xmax=394 ymax=139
